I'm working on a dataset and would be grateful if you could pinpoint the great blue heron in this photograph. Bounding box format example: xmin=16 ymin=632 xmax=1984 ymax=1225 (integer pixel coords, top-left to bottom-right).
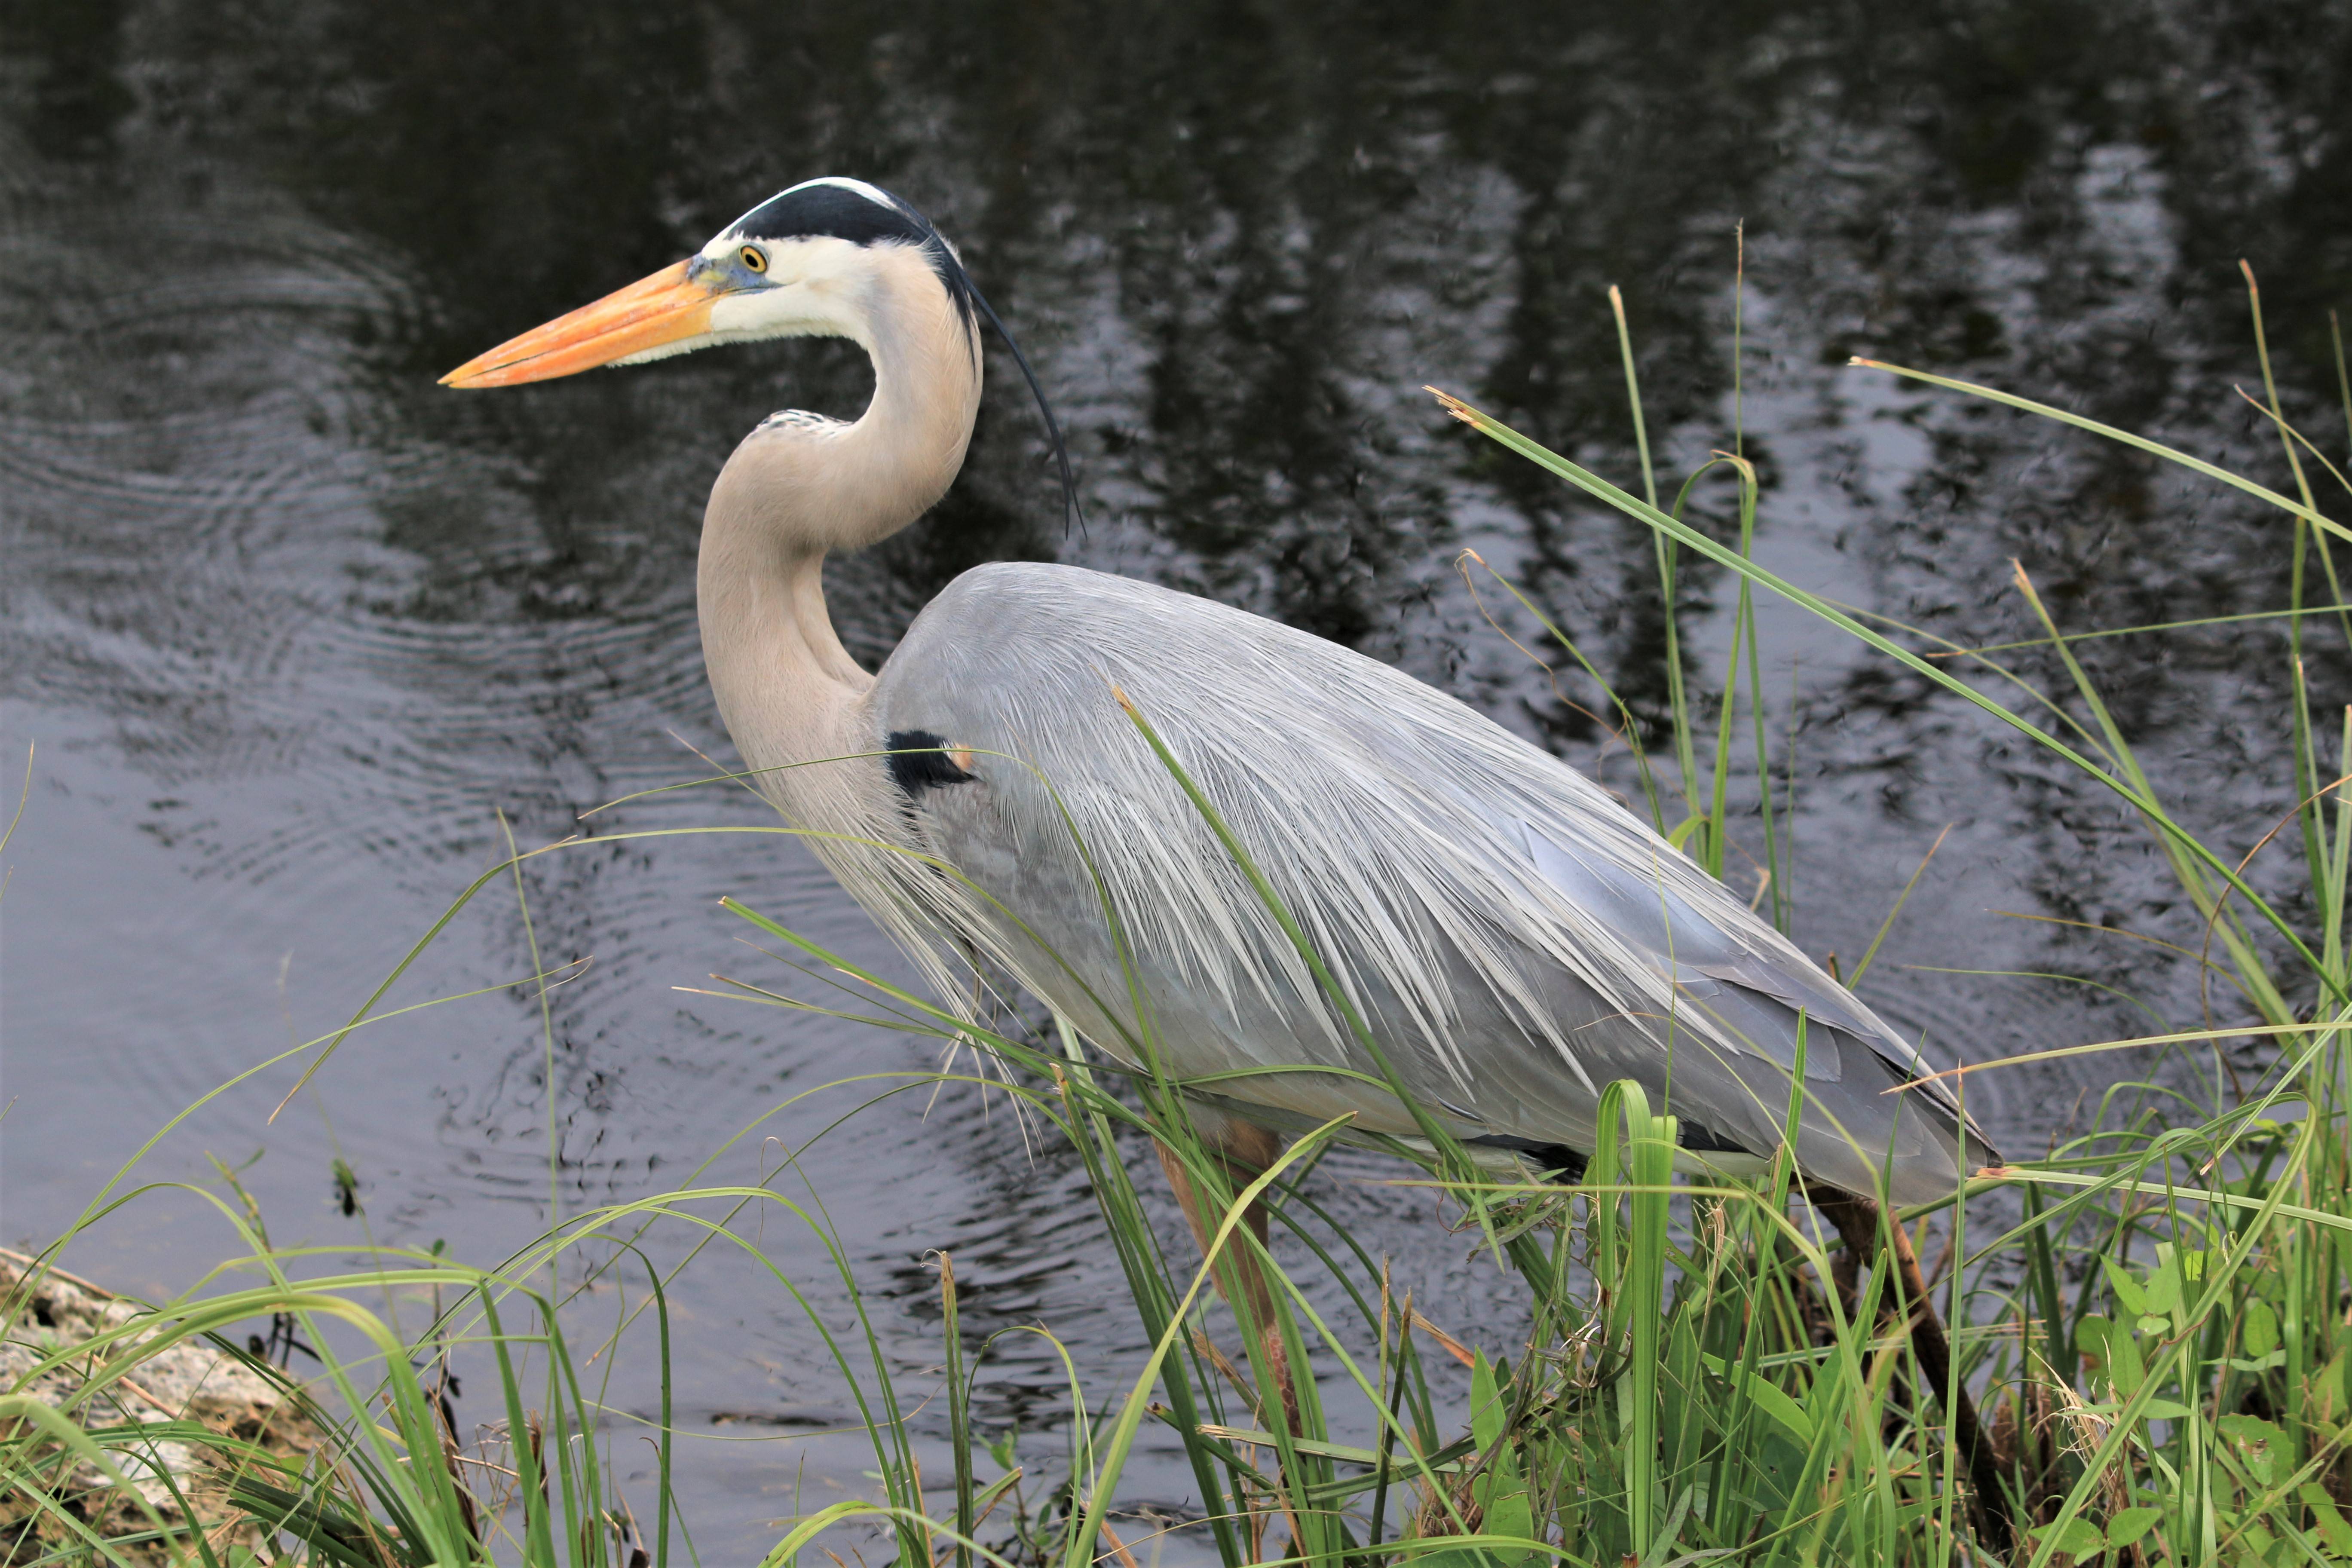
xmin=441 ymin=172 xmax=2001 ymax=1398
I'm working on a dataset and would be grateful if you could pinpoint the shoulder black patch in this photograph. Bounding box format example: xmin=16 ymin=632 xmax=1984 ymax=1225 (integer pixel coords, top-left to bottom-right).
xmin=886 ymin=730 xmax=974 ymax=796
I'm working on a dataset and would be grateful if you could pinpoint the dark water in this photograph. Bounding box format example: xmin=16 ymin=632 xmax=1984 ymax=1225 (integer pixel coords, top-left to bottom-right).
xmin=6 ymin=0 xmax=2351 ymax=1555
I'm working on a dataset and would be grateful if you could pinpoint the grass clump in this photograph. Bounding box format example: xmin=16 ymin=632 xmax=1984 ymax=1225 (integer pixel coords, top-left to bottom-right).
xmin=9 ymin=273 xmax=2352 ymax=1568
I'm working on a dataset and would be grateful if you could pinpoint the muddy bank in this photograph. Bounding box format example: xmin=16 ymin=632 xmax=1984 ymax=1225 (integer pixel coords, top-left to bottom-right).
xmin=0 ymin=1250 xmax=316 ymax=1564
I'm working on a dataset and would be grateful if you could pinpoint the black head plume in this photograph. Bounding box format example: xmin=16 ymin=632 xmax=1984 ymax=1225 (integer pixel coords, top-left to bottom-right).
xmin=727 ymin=178 xmax=1087 ymax=537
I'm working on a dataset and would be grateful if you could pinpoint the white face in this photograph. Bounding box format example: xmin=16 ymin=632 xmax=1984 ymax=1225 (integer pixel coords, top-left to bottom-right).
xmin=607 ymin=233 xmax=885 ymax=366
xmin=703 ymin=233 xmax=882 ymax=345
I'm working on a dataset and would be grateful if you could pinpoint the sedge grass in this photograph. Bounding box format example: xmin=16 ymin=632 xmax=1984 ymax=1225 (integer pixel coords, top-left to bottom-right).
xmin=9 ymin=271 xmax=2352 ymax=1568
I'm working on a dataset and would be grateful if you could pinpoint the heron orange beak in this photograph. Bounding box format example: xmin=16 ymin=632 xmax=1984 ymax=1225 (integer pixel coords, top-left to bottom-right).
xmin=440 ymin=260 xmax=717 ymax=388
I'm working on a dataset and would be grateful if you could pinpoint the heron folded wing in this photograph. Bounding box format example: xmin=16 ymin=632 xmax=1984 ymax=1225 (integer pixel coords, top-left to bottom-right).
xmin=1664 ymin=967 xmax=1841 ymax=1081
xmin=1522 ymin=818 xmax=1975 ymax=1104
xmin=1519 ymin=821 xmax=1742 ymax=965
xmin=1518 ymin=820 xmax=1829 ymax=1065
xmin=1687 ymin=952 xmax=1879 ymax=1044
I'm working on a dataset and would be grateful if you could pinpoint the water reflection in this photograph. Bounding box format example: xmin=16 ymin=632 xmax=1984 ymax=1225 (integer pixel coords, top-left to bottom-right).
xmin=5 ymin=0 xmax=2350 ymax=1557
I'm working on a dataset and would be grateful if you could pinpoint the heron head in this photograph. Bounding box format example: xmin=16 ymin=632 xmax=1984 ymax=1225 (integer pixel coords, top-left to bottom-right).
xmin=440 ymin=177 xmax=975 ymax=388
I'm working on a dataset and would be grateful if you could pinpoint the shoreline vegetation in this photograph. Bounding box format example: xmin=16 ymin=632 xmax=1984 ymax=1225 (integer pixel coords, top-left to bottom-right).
xmin=9 ymin=274 xmax=2352 ymax=1568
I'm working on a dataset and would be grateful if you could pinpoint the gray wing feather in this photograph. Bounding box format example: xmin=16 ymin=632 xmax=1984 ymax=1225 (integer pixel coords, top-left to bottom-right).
xmin=1518 ymin=820 xmax=1968 ymax=1109
xmin=854 ymin=562 xmax=1994 ymax=1204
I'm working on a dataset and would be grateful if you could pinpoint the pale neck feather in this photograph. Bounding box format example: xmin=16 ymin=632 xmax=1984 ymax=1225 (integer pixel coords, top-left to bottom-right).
xmin=695 ymin=244 xmax=982 ymax=818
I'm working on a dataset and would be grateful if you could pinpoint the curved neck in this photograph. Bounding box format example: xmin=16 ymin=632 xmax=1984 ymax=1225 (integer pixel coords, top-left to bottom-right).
xmin=696 ymin=246 xmax=982 ymax=787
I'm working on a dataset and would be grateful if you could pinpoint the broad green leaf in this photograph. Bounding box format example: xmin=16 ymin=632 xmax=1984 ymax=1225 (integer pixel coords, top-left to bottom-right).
xmin=2103 ymin=1257 xmax=2152 ymax=1317
xmin=2106 ymin=1320 xmax=2148 ymax=1399
xmin=2031 ymin=1516 xmax=2105 ymax=1558
xmin=1461 ymin=1349 xmax=1534 ymax=1564
xmin=2154 ymin=1260 xmax=2183 ymax=1326
xmin=1470 ymin=1349 xmax=1507 ymax=1452
xmin=2142 ymin=1254 xmax=2183 ymax=1317
xmin=2300 ymin=1483 xmax=2352 ymax=1555
xmin=2219 ymin=1413 xmax=2286 ymax=1485
xmin=2245 ymin=1297 xmax=2281 ymax=1358
xmin=2106 ymin=1506 xmax=2163 ymax=1548
xmin=1472 ymin=1446 xmax=1534 ymax=1565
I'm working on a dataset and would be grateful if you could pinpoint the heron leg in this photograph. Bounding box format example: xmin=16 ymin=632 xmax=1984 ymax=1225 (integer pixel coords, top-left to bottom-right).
xmin=1812 ymin=1188 xmax=2016 ymax=1557
xmin=1154 ymin=1111 xmax=1300 ymax=1435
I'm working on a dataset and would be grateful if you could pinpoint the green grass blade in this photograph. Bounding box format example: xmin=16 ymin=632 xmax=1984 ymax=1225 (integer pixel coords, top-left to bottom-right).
xmin=1427 ymin=386 xmax=2347 ymax=1010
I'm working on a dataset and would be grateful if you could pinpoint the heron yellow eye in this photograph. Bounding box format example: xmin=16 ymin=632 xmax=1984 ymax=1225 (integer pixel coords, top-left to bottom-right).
xmin=739 ymin=245 xmax=768 ymax=273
